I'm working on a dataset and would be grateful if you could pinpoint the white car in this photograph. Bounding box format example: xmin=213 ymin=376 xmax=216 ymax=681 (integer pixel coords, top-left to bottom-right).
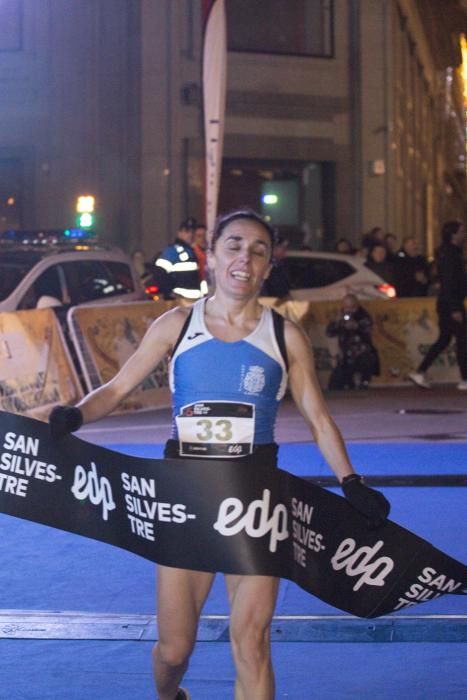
xmin=282 ymin=250 xmax=396 ymax=301
xmin=0 ymin=229 xmax=145 ymax=312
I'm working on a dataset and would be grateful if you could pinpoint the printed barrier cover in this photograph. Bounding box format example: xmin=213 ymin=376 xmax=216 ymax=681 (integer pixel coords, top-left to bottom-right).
xmin=0 ymin=309 xmax=82 ymax=419
xmin=67 ymin=300 xmax=176 ymax=410
xmin=0 ymin=411 xmax=465 ymax=618
xmin=264 ymin=297 xmax=463 ymax=387
xmin=2 ymin=298 xmax=463 ymax=420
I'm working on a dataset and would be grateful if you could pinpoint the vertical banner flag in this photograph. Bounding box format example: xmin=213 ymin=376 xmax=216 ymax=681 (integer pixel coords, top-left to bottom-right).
xmin=202 ymin=0 xmax=227 ymax=238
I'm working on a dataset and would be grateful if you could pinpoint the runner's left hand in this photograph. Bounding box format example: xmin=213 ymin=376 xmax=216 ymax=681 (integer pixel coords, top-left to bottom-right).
xmin=341 ymin=474 xmax=390 ymax=529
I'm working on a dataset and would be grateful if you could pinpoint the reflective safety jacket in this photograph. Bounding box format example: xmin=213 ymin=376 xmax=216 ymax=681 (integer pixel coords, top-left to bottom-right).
xmin=154 ymin=238 xmax=207 ymax=300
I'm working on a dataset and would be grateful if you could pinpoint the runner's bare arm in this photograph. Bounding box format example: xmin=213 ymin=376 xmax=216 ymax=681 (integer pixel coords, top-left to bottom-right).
xmin=285 ymin=319 xmax=355 ymax=483
xmin=75 ymin=306 xmax=189 ymax=424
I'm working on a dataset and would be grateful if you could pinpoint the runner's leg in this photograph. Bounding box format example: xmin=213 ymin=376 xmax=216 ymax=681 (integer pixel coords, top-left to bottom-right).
xmin=225 ymin=574 xmax=279 ymax=700
xmin=152 ymin=565 xmax=215 ymax=699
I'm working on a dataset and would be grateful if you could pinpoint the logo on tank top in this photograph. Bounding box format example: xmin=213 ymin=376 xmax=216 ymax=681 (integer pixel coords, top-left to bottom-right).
xmin=242 ymin=365 xmax=265 ymax=394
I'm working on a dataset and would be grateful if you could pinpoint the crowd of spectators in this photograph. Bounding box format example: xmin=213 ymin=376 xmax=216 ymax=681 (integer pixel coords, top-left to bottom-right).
xmin=137 ymin=218 xmax=460 ymax=303
xmin=334 ymin=226 xmax=437 ymax=298
xmin=133 ymin=215 xmax=464 ymax=391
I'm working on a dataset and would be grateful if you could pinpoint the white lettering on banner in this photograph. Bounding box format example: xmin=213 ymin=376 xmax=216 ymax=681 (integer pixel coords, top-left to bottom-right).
xmin=71 ymin=462 xmax=116 ymax=521
xmin=0 ymin=472 xmax=28 ymax=497
xmin=331 ymin=538 xmax=394 ymax=591
xmin=213 ymin=489 xmax=289 ymax=553
xmin=121 ymin=472 xmax=156 ymax=498
xmin=292 ymin=522 xmax=324 ymax=553
xmin=393 ymin=566 xmax=463 ymax=610
xmin=124 ymin=493 xmax=188 ymax=524
xmin=291 ymin=498 xmax=314 ymax=524
xmin=0 ymin=452 xmax=59 ymax=482
xmin=127 ymin=513 xmax=155 ymax=541
xmin=120 ymin=472 xmax=193 ymax=542
xmin=3 ymin=432 xmax=39 ymax=456
xmin=417 ymin=567 xmax=463 ymax=592
xmin=290 ymin=498 xmax=326 ymax=567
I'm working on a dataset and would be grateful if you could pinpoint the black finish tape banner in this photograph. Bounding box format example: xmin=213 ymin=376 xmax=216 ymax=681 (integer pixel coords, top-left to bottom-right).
xmin=0 ymin=410 xmax=465 ymax=618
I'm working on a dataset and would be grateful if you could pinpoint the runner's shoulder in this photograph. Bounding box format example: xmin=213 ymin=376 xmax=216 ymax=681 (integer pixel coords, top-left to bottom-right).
xmin=146 ymin=304 xmax=192 ymax=345
xmin=283 ymin=317 xmax=313 ymax=361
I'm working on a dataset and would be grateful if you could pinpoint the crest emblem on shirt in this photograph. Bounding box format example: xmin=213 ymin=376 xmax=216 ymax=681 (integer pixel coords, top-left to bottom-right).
xmin=243 ymin=365 xmax=265 ymax=394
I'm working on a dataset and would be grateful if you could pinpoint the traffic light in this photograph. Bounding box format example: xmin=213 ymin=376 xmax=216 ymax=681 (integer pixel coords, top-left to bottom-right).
xmin=76 ymin=195 xmax=95 ymax=229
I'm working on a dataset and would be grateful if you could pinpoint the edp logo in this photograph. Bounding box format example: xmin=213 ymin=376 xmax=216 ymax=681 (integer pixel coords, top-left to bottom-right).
xmin=213 ymin=489 xmax=289 ymax=553
xmin=71 ymin=462 xmax=116 ymax=522
xmin=331 ymin=538 xmax=394 ymax=591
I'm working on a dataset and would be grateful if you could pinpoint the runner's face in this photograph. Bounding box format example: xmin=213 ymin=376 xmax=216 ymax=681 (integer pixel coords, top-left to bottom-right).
xmin=209 ymin=220 xmax=272 ymax=298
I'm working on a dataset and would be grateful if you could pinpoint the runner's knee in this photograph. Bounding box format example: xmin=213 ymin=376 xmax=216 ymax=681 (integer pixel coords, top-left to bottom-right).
xmin=230 ymin=621 xmax=270 ymax=669
xmin=154 ymin=637 xmax=195 ymax=669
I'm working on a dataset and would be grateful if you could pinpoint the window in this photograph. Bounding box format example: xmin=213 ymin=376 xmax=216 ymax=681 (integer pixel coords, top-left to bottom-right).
xmin=0 ymin=260 xmax=33 ymax=301
xmin=226 ymin=0 xmax=333 ymax=58
xmin=18 ymin=266 xmax=63 ymax=310
xmin=284 ymin=257 xmax=354 ymax=289
xmin=62 ymin=260 xmax=134 ymax=304
xmin=220 ymin=159 xmax=336 ymax=249
xmin=106 ymin=261 xmax=135 ymax=294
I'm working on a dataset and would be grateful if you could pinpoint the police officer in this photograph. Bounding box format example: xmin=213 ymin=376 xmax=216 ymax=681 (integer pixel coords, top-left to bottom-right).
xmin=154 ymin=218 xmax=207 ymax=300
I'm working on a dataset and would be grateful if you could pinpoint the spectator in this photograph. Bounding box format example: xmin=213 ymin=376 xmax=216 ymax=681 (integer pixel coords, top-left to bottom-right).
xmin=409 ymin=220 xmax=467 ymax=391
xmin=395 ymin=237 xmax=430 ymax=297
xmin=361 ymin=226 xmax=384 ymax=253
xmin=384 ymin=233 xmax=399 ymax=262
xmin=153 ymin=218 xmax=207 ymax=300
xmin=365 ymin=244 xmax=397 ymax=286
xmin=326 ymin=293 xmax=380 ymax=390
xmin=260 ymin=234 xmax=291 ymax=298
xmin=335 ymin=237 xmax=355 ymax=254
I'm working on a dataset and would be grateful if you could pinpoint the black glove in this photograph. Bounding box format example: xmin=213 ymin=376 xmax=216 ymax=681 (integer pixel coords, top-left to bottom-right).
xmin=49 ymin=405 xmax=83 ymax=440
xmin=341 ymin=474 xmax=390 ymax=529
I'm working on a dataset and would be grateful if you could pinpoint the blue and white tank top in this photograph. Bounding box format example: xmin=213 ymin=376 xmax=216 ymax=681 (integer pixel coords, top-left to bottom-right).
xmin=169 ymin=299 xmax=288 ymax=458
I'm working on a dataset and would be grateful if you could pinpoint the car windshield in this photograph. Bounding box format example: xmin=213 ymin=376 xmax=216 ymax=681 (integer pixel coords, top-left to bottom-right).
xmin=0 ymin=261 xmax=36 ymax=301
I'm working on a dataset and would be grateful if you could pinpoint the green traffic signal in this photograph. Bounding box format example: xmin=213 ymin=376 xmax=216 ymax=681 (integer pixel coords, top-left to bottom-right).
xmin=77 ymin=212 xmax=94 ymax=228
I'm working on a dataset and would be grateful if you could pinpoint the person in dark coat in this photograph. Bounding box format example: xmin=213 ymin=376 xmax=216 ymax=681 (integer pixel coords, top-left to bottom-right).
xmin=327 ymin=294 xmax=380 ymax=390
xmin=364 ymin=244 xmax=397 ymax=287
xmin=409 ymin=221 xmax=466 ymax=390
xmin=384 ymin=233 xmax=400 ymax=263
xmin=395 ymin=237 xmax=430 ymax=297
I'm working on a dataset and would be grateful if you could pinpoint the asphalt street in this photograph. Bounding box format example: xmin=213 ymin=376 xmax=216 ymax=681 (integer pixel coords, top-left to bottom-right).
xmin=78 ymin=385 xmax=467 ymax=446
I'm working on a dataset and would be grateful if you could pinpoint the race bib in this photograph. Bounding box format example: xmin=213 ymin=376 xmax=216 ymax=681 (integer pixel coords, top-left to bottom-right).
xmin=176 ymin=401 xmax=255 ymax=458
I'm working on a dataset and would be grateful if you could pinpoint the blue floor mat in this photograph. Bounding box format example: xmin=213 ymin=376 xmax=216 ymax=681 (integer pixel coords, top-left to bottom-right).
xmin=106 ymin=442 xmax=467 ymax=476
xmin=0 ymin=639 xmax=465 ymax=700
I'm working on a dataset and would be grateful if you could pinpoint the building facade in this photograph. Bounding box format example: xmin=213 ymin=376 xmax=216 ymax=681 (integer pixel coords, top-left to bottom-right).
xmin=0 ymin=0 xmax=465 ymax=257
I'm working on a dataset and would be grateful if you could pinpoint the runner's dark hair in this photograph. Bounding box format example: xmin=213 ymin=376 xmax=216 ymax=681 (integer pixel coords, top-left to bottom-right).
xmin=210 ymin=209 xmax=275 ymax=255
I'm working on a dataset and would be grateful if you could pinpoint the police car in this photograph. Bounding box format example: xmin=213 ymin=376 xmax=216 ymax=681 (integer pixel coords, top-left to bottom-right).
xmin=0 ymin=228 xmax=145 ymax=312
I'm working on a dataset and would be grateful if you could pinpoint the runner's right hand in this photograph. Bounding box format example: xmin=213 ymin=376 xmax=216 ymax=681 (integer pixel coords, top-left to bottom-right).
xmin=49 ymin=405 xmax=83 ymax=440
